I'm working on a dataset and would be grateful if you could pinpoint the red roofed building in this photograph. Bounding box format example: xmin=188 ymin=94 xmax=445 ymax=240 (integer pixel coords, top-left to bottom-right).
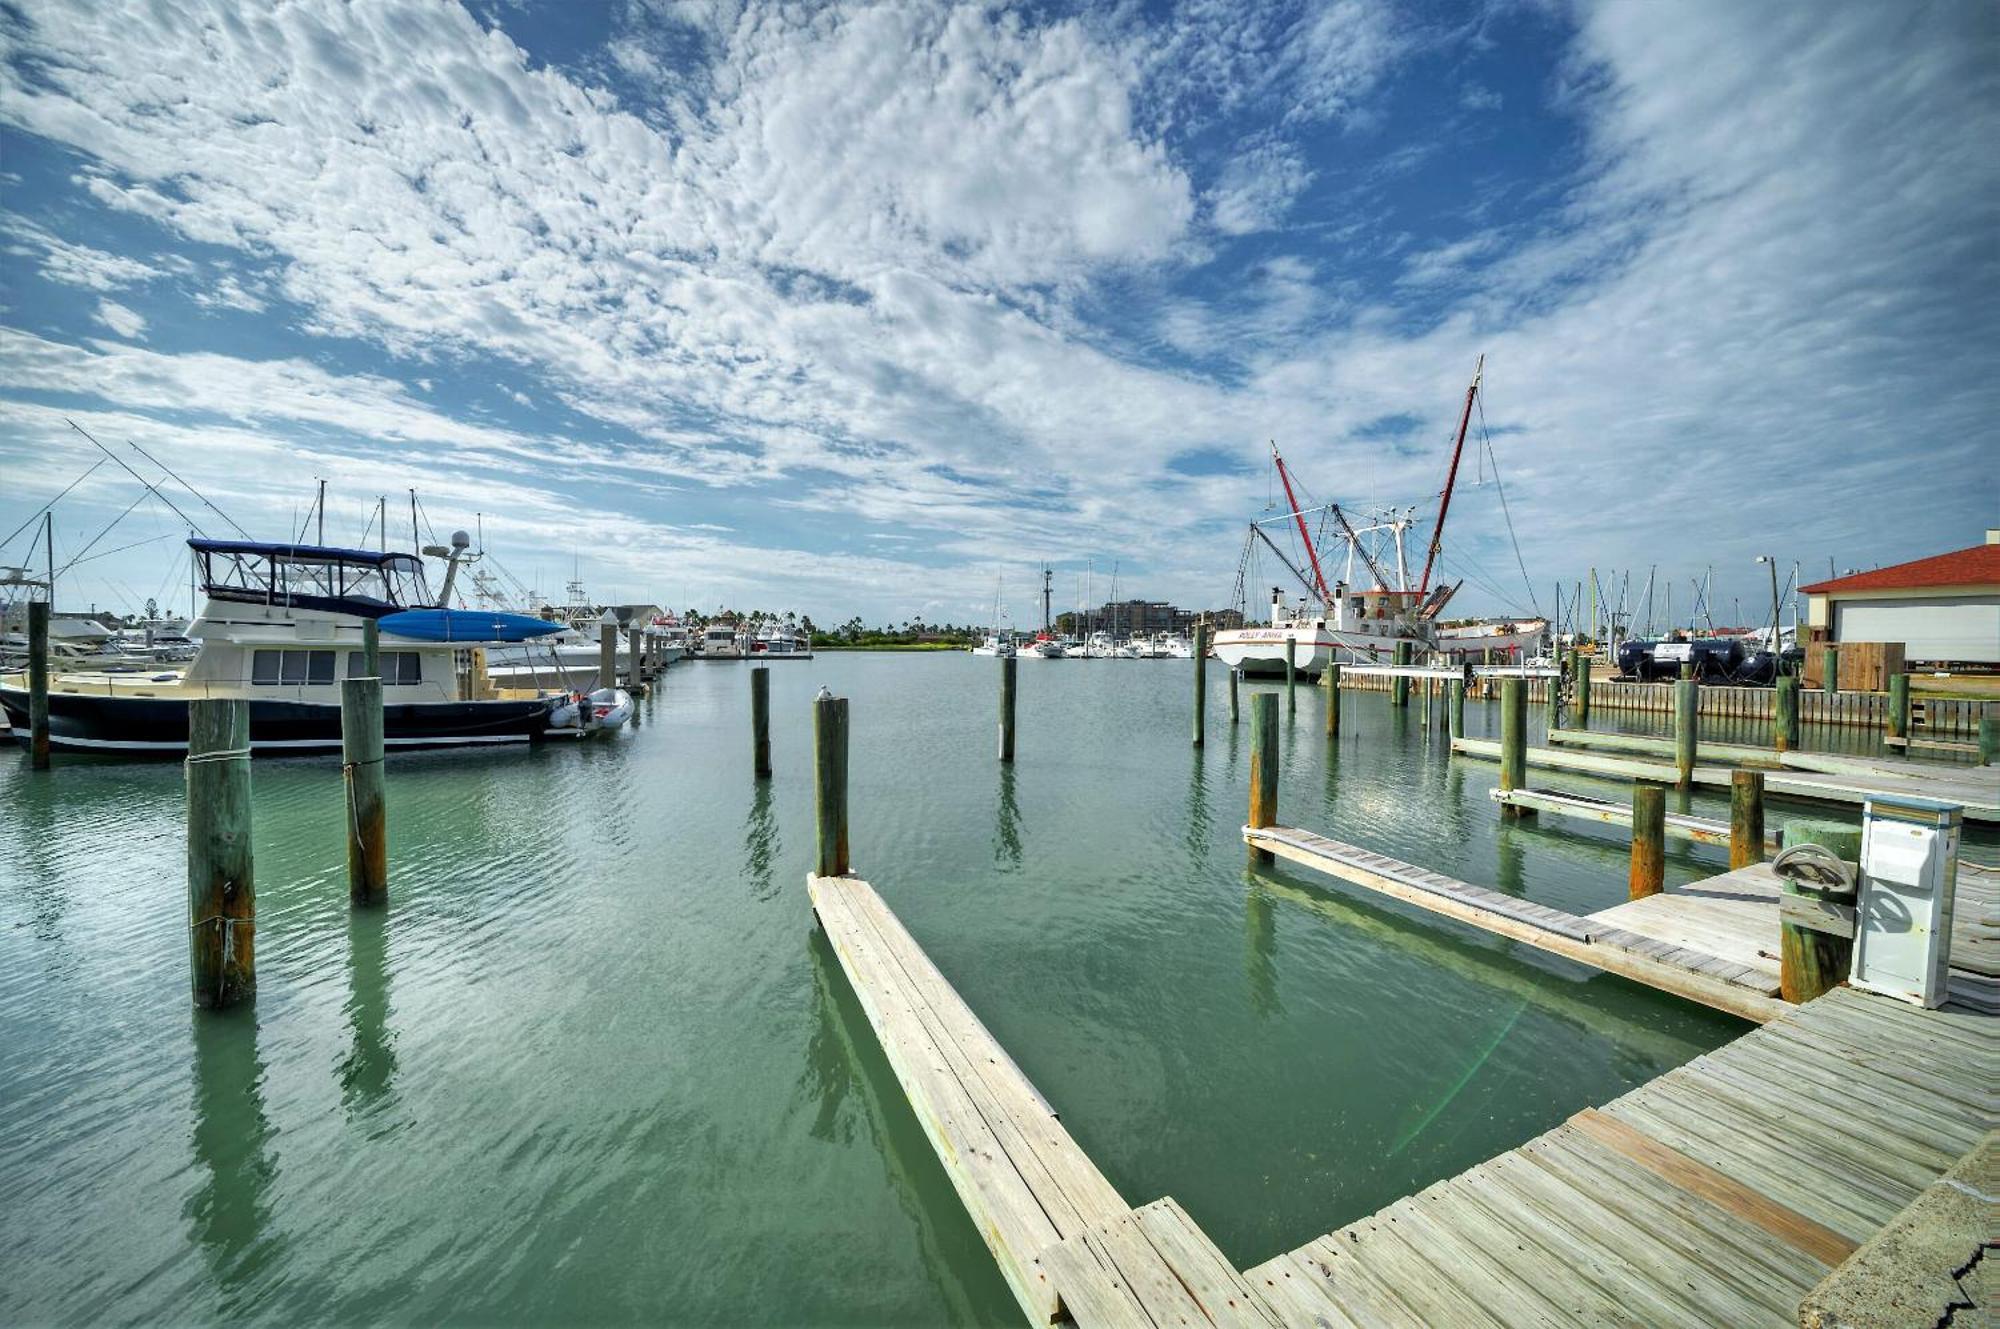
xmin=1801 ymin=530 xmax=2000 ymax=665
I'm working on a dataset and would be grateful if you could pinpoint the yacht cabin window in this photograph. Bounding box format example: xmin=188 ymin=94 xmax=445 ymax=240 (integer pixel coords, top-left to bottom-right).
xmin=251 ymin=649 xmax=336 ymax=685
xmin=346 ymin=651 xmax=423 ymax=684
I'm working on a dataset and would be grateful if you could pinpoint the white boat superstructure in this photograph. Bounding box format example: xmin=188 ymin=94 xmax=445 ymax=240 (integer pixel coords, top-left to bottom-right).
xmin=700 ymin=622 xmax=746 ymax=660
xmin=753 ymin=623 xmax=812 ymax=658
xmin=1154 ymin=632 xmax=1194 ymax=659
xmin=969 ymin=633 xmax=1016 ymax=657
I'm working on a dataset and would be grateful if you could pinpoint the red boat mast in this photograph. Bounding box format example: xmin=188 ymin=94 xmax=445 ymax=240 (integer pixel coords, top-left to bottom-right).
xmin=1271 ymin=441 xmax=1333 ymax=607
xmin=1418 ymin=354 xmax=1484 ymax=595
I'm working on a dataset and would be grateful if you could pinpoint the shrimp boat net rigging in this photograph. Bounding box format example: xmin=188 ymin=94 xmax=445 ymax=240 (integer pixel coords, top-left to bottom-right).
xmin=1215 ymin=355 xmax=1549 ymax=678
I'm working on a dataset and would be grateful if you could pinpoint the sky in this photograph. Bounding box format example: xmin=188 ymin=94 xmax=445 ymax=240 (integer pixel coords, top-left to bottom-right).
xmin=1 ymin=0 xmax=1995 ymax=631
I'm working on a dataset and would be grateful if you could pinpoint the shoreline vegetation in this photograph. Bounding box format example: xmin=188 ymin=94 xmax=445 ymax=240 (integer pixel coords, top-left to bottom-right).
xmin=812 ymin=639 xmax=971 ymax=652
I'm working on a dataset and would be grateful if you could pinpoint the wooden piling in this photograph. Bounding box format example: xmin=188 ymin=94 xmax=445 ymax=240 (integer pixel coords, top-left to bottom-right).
xmin=1544 ymin=650 xmax=1563 ymax=732
xmin=814 ymin=692 xmax=849 ymax=877
xmin=1672 ymin=678 xmax=1697 ymax=789
xmin=1283 ymin=635 xmax=1296 ymax=712
xmin=751 ymin=666 xmax=771 ymax=778
xmin=1628 ymin=781 xmax=1665 ymax=899
xmin=1886 ymin=672 xmax=1909 ymax=741
xmin=1822 ymin=646 xmax=1839 ymax=698
xmin=1729 ymin=769 xmax=1765 ymax=870
xmin=1775 ymin=675 xmax=1800 ymax=752
xmin=628 ymin=628 xmax=643 ymax=690
xmin=1249 ymin=693 xmax=1278 ymax=862
xmin=1573 ymin=648 xmax=1592 ymax=728
xmin=1324 ymin=661 xmax=1341 ymax=738
xmin=1499 ymin=678 xmax=1530 ymax=816
xmin=1228 ymin=666 xmax=1239 ymax=725
xmin=999 ymin=655 xmax=1017 ymax=762
xmin=26 ymin=599 xmax=50 ymax=770
xmin=1195 ymin=621 xmax=1210 ymax=743
xmin=361 ymin=617 xmax=380 ymax=678
xmin=598 ymin=623 xmax=617 ymax=693
xmin=340 ymin=677 xmax=388 ymax=906
xmin=1392 ymin=640 xmax=1411 ymax=706
xmin=1980 ymin=706 xmax=1995 ymax=766
xmin=1448 ymin=677 xmax=1465 ymax=738
xmin=1421 ymin=676 xmax=1433 ymax=727
xmin=1779 ymin=820 xmax=1860 ymax=1003
xmin=187 ymin=699 xmax=254 ymax=1009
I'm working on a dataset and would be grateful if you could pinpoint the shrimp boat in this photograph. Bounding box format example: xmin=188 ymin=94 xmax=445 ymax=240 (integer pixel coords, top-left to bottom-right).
xmin=1213 ymin=356 xmax=1548 ymax=678
xmin=0 ymin=537 xmax=617 ymax=755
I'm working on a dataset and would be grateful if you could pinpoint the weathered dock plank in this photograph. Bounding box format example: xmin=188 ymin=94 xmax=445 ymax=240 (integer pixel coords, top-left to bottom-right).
xmin=1246 ymin=988 xmax=1992 ymax=1328
xmin=1241 ymin=824 xmax=1789 ymax=1021
xmin=1490 ymin=784 xmax=1782 ymax=850
xmin=811 ymin=873 xmax=1278 ymax=1327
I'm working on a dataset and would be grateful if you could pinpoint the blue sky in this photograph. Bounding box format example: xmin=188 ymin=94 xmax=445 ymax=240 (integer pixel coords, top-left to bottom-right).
xmin=1 ymin=0 xmax=1994 ymax=628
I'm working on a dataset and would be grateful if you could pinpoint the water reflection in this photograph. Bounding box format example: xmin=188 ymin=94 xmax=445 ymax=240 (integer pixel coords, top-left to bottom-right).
xmin=1183 ymin=750 xmax=1210 ymax=865
xmin=1243 ymin=872 xmax=1280 ymax=1018
xmin=993 ymin=765 xmax=1022 ymax=870
xmin=187 ymin=1009 xmax=282 ymax=1297
xmin=802 ymin=932 xmax=1005 ymax=1323
xmin=1495 ymin=822 xmax=1526 ymax=899
xmin=7 ymin=771 xmax=70 ymax=944
xmin=340 ymin=909 xmax=398 ymax=1119
xmin=744 ymin=780 xmax=779 ymax=900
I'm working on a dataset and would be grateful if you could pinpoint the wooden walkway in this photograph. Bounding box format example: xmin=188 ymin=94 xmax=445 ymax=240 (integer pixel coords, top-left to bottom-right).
xmin=1450 ymin=735 xmax=2000 ymax=823
xmin=1242 ymin=825 xmax=1787 ymax=1021
xmin=1243 ymin=987 xmax=1994 ymax=1329
xmin=808 ymin=873 xmax=1273 ymax=1326
xmin=813 ymin=868 xmax=1993 ymax=1327
xmin=1489 ymin=784 xmax=1781 ymax=851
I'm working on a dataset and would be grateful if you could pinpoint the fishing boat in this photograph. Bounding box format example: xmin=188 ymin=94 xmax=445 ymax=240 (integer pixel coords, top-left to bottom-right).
xmin=969 ymin=633 xmax=1016 ymax=657
xmin=1213 ymin=356 xmax=1548 ymax=677
xmin=0 ymin=537 xmax=601 ymax=755
xmin=1154 ymin=632 xmax=1194 ymax=659
xmin=1079 ymin=630 xmax=1117 ymax=659
xmin=1018 ymin=633 xmax=1065 ymax=659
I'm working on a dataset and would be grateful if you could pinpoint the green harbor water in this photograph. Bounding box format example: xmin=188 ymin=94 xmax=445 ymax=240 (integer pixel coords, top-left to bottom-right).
xmin=5 ymin=658 xmax=1801 ymax=1325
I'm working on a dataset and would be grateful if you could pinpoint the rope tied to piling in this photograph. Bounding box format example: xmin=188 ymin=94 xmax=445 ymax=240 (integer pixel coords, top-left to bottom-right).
xmin=185 ymin=747 xmax=251 ymax=765
xmin=190 ymin=908 xmax=251 ymax=1003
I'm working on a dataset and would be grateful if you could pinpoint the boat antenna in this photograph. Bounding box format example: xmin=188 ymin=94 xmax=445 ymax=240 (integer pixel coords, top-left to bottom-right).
xmin=64 ymin=419 xmax=210 ymax=535
xmin=1270 ymin=441 xmax=1333 ymax=606
xmin=1 ymin=456 xmax=107 ymax=551
xmin=317 ymin=477 xmax=326 ymax=544
xmin=120 ymin=431 xmax=252 ymax=537
xmin=1418 ymin=353 xmax=1482 ymax=595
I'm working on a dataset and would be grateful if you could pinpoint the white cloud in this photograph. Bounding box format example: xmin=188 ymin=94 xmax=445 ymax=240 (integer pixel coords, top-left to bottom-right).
xmin=3 ymin=215 xmax=162 ymax=290
xmin=1210 ymin=139 xmax=1314 ymax=235
xmin=91 ymin=299 xmax=145 ymax=338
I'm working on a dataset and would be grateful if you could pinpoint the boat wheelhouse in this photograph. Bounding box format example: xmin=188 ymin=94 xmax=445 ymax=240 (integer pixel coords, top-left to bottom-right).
xmin=1 ymin=538 xmax=589 ymax=756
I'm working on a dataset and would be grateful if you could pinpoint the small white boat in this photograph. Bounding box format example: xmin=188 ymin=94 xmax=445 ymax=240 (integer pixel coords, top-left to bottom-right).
xmin=1154 ymin=632 xmax=1194 ymax=659
xmin=1018 ymin=634 xmax=1064 ymax=659
xmin=552 ymin=686 xmax=632 ymax=734
xmin=699 ymin=622 xmax=745 ymax=660
xmin=969 ymin=633 xmax=1015 ymax=657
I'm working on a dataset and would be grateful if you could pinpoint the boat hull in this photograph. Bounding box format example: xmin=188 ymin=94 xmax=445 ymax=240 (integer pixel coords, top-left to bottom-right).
xmin=0 ymin=685 xmax=561 ymax=756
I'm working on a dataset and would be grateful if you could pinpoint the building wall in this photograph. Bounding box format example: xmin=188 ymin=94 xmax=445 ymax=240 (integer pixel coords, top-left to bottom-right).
xmin=1833 ymin=595 xmax=2000 ymax=663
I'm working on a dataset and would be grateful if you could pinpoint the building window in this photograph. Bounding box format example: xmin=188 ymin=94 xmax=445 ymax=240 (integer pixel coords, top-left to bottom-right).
xmin=346 ymin=650 xmax=423 ymax=684
xmin=252 ymin=649 xmax=335 ymax=685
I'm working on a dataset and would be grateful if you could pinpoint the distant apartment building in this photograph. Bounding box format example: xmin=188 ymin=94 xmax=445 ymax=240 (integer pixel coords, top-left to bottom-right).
xmin=1055 ymin=601 xmax=1243 ymax=636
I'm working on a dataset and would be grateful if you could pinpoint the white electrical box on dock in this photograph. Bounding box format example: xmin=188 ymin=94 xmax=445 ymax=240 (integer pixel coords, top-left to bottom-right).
xmin=1852 ymin=796 xmax=1961 ymax=1008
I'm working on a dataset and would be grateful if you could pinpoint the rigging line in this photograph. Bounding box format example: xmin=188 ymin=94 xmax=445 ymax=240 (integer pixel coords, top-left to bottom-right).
xmin=122 ymin=434 xmax=252 ymax=538
xmin=53 ymin=489 xmax=152 ymax=576
xmin=1 ymin=457 xmax=110 ymax=551
xmin=64 ymin=420 xmax=210 ymax=536
xmin=1476 ymin=392 xmax=1541 ymax=617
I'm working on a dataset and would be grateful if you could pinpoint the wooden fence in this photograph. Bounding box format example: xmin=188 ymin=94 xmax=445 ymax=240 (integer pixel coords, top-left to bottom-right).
xmin=1332 ymin=671 xmax=1988 ymax=738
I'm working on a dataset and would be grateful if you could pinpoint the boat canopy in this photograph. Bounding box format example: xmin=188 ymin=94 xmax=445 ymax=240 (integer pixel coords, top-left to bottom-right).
xmin=190 ymin=538 xmax=432 ymax=618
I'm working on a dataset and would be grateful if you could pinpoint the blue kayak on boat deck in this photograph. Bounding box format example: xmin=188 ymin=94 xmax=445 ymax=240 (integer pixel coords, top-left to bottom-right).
xmin=377 ymin=608 xmax=567 ymax=643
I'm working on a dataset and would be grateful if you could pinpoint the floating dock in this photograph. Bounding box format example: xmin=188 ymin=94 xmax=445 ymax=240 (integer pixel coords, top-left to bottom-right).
xmin=812 ymin=870 xmax=1992 ymax=1327
xmin=1490 ymin=784 xmax=1781 ymax=851
xmin=1450 ymin=735 xmax=2000 ymax=824
xmin=1242 ymin=825 xmax=1787 ymax=1021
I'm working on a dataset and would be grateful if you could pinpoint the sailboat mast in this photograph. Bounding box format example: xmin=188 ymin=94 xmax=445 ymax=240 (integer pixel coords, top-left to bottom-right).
xmin=1418 ymin=354 xmax=1483 ymax=594
xmin=1270 ymin=441 xmax=1332 ymax=606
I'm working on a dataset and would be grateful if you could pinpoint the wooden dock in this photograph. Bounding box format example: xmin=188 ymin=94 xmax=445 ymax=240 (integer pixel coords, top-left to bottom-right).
xmin=808 ymin=873 xmax=1276 ymax=1326
xmin=1450 ymin=735 xmax=2000 ymax=823
xmin=1243 ymin=986 xmax=1993 ymax=1329
xmin=1490 ymin=784 xmax=1781 ymax=851
xmin=813 ymin=869 xmax=1993 ymax=1327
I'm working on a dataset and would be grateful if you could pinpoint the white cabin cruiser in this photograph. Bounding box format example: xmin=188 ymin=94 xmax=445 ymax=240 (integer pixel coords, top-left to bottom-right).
xmin=1 ymin=537 xmax=592 ymax=755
